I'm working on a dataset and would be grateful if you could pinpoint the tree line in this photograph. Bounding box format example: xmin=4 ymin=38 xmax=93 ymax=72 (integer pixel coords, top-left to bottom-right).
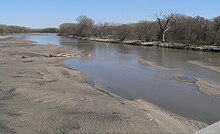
xmin=0 ymin=24 xmax=59 ymax=34
xmin=59 ymin=13 xmax=220 ymax=46
xmin=0 ymin=24 xmax=30 ymax=34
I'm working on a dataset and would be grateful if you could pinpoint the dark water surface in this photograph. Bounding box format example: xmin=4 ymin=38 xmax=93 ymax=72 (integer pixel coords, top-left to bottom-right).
xmin=14 ymin=34 xmax=220 ymax=124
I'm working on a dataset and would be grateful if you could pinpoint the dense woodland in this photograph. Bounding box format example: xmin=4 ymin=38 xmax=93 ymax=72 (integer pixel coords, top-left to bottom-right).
xmin=1 ymin=13 xmax=220 ymax=46
xmin=59 ymin=13 xmax=220 ymax=46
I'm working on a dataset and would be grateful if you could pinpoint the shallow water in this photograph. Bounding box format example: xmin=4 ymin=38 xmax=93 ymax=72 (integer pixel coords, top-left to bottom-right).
xmin=13 ymin=34 xmax=220 ymax=124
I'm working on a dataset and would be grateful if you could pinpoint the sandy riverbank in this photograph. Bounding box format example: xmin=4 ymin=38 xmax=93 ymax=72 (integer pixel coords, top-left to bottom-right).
xmin=0 ymin=38 xmax=207 ymax=133
xmin=187 ymin=61 xmax=220 ymax=98
xmin=0 ymin=36 xmax=33 ymax=44
xmin=188 ymin=61 xmax=220 ymax=73
xmin=0 ymin=36 xmax=10 ymax=40
xmin=138 ymin=58 xmax=173 ymax=70
xmin=195 ymin=79 xmax=220 ymax=98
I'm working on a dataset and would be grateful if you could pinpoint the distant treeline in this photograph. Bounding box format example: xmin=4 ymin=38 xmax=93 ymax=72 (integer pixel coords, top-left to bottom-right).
xmin=59 ymin=13 xmax=220 ymax=46
xmin=0 ymin=24 xmax=59 ymax=34
xmin=0 ymin=25 xmax=30 ymax=34
xmin=32 ymin=28 xmax=60 ymax=33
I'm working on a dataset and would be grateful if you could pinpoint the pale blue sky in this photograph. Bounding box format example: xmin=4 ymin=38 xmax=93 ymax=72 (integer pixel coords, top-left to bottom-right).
xmin=1 ymin=0 xmax=219 ymax=28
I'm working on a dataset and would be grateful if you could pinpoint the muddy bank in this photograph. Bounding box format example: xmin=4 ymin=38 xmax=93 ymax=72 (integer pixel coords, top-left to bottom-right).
xmin=63 ymin=35 xmax=220 ymax=52
xmin=0 ymin=38 xmax=207 ymax=133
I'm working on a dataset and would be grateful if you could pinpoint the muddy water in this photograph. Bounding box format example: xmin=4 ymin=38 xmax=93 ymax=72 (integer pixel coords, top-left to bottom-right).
xmin=17 ymin=35 xmax=220 ymax=124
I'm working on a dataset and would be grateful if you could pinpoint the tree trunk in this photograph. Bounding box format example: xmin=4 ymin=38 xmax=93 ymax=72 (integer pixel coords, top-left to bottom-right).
xmin=162 ymin=27 xmax=171 ymax=43
xmin=162 ymin=32 xmax=165 ymax=43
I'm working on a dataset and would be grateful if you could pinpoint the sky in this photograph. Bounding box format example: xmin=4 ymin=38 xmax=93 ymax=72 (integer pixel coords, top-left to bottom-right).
xmin=1 ymin=0 xmax=220 ymax=28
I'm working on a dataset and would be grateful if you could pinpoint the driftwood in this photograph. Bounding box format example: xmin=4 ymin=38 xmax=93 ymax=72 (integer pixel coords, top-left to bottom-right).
xmin=49 ymin=53 xmax=84 ymax=58
xmin=57 ymin=53 xmax=75 ymax=57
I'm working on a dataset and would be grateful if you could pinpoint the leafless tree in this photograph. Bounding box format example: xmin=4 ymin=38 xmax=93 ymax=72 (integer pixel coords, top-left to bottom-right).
xmin=76 ymin=15 xmax=94 ymax=37
xmin=59 ymin=23 xmax=78 ymax=35
xmin=96 ymin=22 xmax=115 ymax=38
xmin=210 ymin=16 xmax=220 ymax=45
xmin=134 ymin=20 xmax=155 ymax=41
xmin=57 ymin=13 xmax=220 ymax=46
xmin=154 ymin=11 xmax=176 ymax=42
xmin=190 ymin=16 xmax=208 ymax=44
xmin=115 ymin=24 xmax=131 ymax=41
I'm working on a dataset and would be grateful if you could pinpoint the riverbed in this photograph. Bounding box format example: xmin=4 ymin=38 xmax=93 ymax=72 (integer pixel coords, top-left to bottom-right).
xmin=18 ymin=34 xmax=220 ymax=124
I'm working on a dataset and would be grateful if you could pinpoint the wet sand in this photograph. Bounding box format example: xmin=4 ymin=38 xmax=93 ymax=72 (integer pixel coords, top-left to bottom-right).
xmin=0 ymin=38 xmax=207 ymax=133
xmin=139 ymin=58 xmax=220 ymax=98
xmin=196 ymin=79 xmax=220 ymax=98
xmin=188 ymin=61 xmax=220 ymax=73
xmin=138 ymin=58 xmax=172 ymax=70
xmin=187 ymin=61 xmax=220 ymax=97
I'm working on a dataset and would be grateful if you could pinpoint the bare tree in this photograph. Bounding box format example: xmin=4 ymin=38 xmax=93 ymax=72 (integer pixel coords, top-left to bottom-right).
xmin=96 ymin=22 xmax=115 ymax=38
xmin=76 ymin=15 xmax=94 ymax=37
xmin=154 ymin=11 xmax=176 ymax=42
xmin=134 ymin=20 xmax=155 ymax=41
xmin=187 ymin=16 xmax=209 ymax=44
xmin=115 ymin=24 xmax=131 ymax=41
xmin=210 ymin=16 xmax=220 ymax=45
xmin=57 ymin=14 xmax=220 ymax=46
xmin=59 ymin=23 xmax=78 ymax=35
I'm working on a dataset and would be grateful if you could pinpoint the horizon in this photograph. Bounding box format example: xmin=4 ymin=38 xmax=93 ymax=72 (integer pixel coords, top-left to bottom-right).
xmin=1 ymin=0 xmax=220 ymax=28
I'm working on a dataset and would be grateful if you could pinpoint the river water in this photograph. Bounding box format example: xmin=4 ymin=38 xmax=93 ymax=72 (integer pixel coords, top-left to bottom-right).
xmin=16 ymin=34 xmax=220 ymax=124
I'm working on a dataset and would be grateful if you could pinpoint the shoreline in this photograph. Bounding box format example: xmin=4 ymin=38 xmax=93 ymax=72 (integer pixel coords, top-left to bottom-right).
xmin=0 ymin=37 xmax=207 ymax=133
xmin=61 ymin=35 xmax=220 ymax=52
xmin=0 ymin=35 xmax=34 ymax=45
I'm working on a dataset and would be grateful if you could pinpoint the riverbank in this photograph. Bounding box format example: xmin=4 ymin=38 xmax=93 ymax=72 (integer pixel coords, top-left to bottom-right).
xmin=63 ymin=35 xmax=220 ymax=52
xmin=0 ymin=36 xmax=10 ymax=40
xmin=0 ymin=37 xmax=207 ymax=133
xmin=0 ymin=35 xmax=34 ymax=44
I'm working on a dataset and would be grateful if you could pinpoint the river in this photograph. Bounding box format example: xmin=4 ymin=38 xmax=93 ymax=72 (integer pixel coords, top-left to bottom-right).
xmin=16 ymin=34 xmax=220 ymax=124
